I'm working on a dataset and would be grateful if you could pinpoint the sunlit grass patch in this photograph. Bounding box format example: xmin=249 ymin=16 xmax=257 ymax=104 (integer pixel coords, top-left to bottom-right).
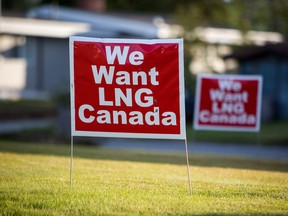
xmin=0 ymin=141 xmax=287 ymax=215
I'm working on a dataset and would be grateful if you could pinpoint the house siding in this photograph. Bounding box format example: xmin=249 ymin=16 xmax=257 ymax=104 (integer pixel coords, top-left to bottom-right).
xmin=24 ymin=37 xmax=69 ymax=94
xmin=239 ymin=56 xmax=288 ymax=120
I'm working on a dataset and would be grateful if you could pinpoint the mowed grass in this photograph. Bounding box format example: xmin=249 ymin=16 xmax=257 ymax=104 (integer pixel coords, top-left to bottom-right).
xmin=0 ymin=141 xmax=287 ymax=215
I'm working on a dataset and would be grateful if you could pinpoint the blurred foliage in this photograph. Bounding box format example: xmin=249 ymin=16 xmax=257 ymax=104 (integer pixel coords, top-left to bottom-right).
xmin=3 ymin=0 xmax=288 ymax=38
xmin=2 ymin=0 xmax=76 ymax=11
xmin=0 ymin=99 xmax=54 ymax=109
xmin=175 ymin=0 xmax=288 ymax=39
xmin=52 ymin=91 xmax=70 ymax=108
xmin=106 ymin=0 xmax=183 ymax=13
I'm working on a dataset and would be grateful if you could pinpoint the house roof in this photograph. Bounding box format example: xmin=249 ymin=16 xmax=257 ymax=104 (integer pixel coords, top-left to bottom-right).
xmin=27 ymin=5 xmax=159 ymax=39
xmin=192 ymin=27 xmax=283 ymax=45
xmin=0 ymin=17 xmax=92 ymax=38
xmin=223 ymin=43 xmax=288 ymax=61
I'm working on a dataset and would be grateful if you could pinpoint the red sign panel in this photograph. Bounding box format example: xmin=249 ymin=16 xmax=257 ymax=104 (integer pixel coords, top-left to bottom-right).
xmin=193 ymin=74 xmax=262 ymax=132
xmin=70 ymin=37 xmax=186 ymax=139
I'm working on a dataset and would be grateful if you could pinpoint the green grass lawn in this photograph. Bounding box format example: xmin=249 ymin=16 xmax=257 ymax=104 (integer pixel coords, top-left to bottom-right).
xmin=0 ymin=141 xmax=287 ymax=215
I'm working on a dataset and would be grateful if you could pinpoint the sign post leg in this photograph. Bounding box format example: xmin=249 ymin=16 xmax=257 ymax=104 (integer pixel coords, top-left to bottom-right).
xmin=70 ymin=135 xmax=74 ymax=187
xmin=184 ymin=139 xmax=192 ymax=196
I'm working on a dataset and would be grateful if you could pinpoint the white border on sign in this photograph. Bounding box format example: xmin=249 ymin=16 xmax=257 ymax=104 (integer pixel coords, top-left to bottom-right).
xmin=193 ymin=74 xmax=263 ymax=132
xmin=69 ymin=37 xmax=186 ymax=140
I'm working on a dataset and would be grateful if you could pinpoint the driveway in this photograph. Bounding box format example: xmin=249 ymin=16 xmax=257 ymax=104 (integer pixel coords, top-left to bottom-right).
xmin=102 ymin=138 xmax=288 ymax=160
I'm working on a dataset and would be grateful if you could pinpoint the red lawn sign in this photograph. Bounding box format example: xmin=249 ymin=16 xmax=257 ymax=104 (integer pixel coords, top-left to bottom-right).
xmin=193 ymin=74 xmax=263 ymax=132
xmin=70 ymin=37 xmax=186 ymax=139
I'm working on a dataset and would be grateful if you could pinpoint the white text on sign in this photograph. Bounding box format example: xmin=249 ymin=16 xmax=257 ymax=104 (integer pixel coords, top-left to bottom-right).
xmin=199 ymin=79 xmax=256 ymax=125
xmin=78 ymin=45 xmax=177 ymax=126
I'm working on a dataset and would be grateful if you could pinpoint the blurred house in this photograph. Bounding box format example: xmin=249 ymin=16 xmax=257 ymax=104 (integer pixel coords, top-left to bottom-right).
xmin=0 ymin=17 xmax=92 ymax=100
xmin=0 ymin=5 xmax=284 ymax=101
xmin=187 ymin=27 xmax=283 ymax=74
xmin=0 ymin=5 xmax=182 ymax=100
xmin=224 ymin=43 xmax=288 ymax=121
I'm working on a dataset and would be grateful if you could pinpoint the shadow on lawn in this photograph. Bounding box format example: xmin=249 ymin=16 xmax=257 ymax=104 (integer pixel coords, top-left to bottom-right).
xmin=0 ymin=141 xmax=287 ymax=173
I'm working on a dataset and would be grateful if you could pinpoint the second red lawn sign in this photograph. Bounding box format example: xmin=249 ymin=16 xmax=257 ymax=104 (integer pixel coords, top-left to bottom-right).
xmin=193 ymin=74 xmax=263 ymax=132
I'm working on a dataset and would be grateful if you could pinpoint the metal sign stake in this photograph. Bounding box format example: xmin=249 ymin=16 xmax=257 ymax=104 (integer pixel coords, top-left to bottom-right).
xmin=70 ymin=135 xmax=74 ymax=187
xmin=184 ymin=139 xmax=192 ymax=196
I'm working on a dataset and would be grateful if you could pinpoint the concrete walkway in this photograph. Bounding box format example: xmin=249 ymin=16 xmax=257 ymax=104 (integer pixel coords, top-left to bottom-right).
xmin=102 ymin=138 xmax=288 ymax=160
